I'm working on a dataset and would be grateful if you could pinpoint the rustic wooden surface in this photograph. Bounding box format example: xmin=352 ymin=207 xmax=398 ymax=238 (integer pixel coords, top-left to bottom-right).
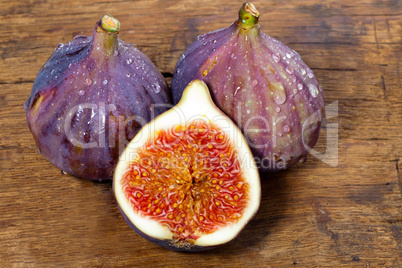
xmin=0 ymin=0 xmax=401 ymax=266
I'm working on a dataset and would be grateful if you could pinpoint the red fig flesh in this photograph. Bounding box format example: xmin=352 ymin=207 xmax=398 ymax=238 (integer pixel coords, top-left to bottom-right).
xmin=25 ymin=15 xmax=171 ymax=180
xmin=172 ymin=3 xmax=325 ymax=171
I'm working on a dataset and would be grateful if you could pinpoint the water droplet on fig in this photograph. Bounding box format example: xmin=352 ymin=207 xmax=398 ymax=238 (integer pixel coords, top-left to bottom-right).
xmin=286 ymin=67 xmax=294 ymax=74
xmin=57 ymin=43 xmax=64 ymax=48
xmin=272 ymin=83 xmax=286 ymax=105
xmin=126 ymin=73 xmax=131 ymax=78
xmin=152 ymin=83 xmax=161 ymax=93
xmin=307 ymin=71 xmax=314 ymax=79
xmin=79 ymin=90 xmax=85 ymax=95
xmin=301 ymin=69 xmax=306 ymax=76
xmin=234 ymin=86 xmax=240 ymax=96
xmin=85 ymin=78 xmax=92 ymax=86
xmin=298 ymin=83 xmax=303 ymax=90
xmin=113 ymin=50 xmax=119 ymax=56
xmin=246 ymin=109 xmax=251 ymax=114
xmin=61 ymin=170 xmax=68 ymax=175
xmin=308 ymin=84 xmax=318 ymax=97
xmin=126 ymin=58 xmax=132 ymax=64
xmin=283 ymin=125 xmax=290 ymax=133
xmin=213 ymin=40 xmax=217 ymax=44
xmin=103 ymin=79 xmax=108 ymax=85
xmin=272 ymin=54 xmax=280 ymax=63
xmin=252 ymin=80 xmax=258 ymax=86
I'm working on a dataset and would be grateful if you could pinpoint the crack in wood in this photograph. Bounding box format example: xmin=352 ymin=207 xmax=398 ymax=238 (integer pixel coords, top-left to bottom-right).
xmin=311 ymin=67 xmax=358 ymax=72
xmin=385 ymin=218 xmax=402 ymax=224
xmin=385 ymin=19 xmax=391 ymax=36
xmin=347 ymin=13 xmax=402 ymax=17
xmin=367 ymin=138 xmax=389 ymax=141
xmin=373 ymin=19 xmax=380 ymax=50
xmin=381 ymin=75 xmax=387 ymax=100
xmin=0 ymin=145 xmax=22 ymax=150
xmin=0 ymin=80 xmax=34 ymax=85
xmin=286 ymin=41 xmax=356 ymax=45
xmin=394 ymin=159 xmax=401 ymax=197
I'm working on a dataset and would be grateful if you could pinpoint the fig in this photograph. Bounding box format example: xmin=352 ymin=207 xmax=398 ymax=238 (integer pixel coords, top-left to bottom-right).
xmin=171 ymin=3 xmax=325 ymax=171
xmin=114 ymin=80 xmax=261 ymax=251
xmin=24 ymin=15 xmax=171 ymax=180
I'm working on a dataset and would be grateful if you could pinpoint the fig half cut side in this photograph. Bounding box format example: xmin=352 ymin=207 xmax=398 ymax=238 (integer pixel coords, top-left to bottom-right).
xmin=114 ymin=80 xmax=261 ymax=251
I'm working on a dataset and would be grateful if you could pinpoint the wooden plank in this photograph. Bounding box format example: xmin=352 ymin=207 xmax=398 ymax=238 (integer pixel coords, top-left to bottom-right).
xmin=0 ymin=0 xmax=401 ymax=266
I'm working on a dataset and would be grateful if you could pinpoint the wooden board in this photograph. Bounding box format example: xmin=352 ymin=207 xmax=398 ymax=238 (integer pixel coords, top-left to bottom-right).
xmin=0 ymin=0 xmax=401 ymax=266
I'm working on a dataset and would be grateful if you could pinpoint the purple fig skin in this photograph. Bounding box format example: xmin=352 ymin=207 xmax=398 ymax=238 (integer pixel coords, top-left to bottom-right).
xmin=25 ymin=15 xmax=171 ymax=180
xmin=172 ymin=3 xmax=325 ymax=172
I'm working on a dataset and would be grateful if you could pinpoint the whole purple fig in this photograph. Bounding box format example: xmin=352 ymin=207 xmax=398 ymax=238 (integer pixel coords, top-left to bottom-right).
xmin=25 ymin=15 xmax=171 ymax=180
xmin=172 ymin=3 xmax=325 ymax=171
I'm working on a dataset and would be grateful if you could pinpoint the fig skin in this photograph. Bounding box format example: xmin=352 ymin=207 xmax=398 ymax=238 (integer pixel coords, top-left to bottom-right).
xmin=116 ymin=204 xmax=218 ymax=251
xmin=114 ymin=80 xmax=261 ymax=251
xmin=25 ymin=15 xmax=171 ymax=180
xmin=171 ymin=3 xmax=325 ymax=171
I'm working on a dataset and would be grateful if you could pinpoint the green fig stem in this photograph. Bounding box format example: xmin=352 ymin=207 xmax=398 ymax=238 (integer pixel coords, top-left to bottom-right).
xmin=93 ymin=15 xmax=120 ymax=56
xmin=100 ymin=15 xmax=120 ymax=33
xmin=239 ymin=2 xmax=260 ymax=29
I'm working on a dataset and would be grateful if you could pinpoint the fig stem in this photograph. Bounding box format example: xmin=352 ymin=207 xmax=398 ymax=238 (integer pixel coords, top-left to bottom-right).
xmin=94 ymin=15 xmax=120 ymax=56
xmin=239 ymin=2 xmax=259 ymax=29
xmin=100 ymin=15 xmax=120 ymax=33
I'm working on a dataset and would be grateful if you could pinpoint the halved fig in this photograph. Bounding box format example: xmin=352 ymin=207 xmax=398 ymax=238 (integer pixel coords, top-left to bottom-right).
xmin=172 ymin=3 xmax=325 ymax=171
xmin=114 ymin=80 xmax=261 ymax=251
xmin=24 ymin=15 xmax=171 ymax=180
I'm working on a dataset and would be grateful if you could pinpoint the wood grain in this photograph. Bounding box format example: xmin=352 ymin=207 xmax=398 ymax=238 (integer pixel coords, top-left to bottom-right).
xmin=0 ymin=0 xmax=401 ymax=266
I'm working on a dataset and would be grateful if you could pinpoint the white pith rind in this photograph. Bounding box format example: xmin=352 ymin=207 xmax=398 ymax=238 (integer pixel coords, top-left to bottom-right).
xmin=114 ymin=80 xmax=261 ymax=247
